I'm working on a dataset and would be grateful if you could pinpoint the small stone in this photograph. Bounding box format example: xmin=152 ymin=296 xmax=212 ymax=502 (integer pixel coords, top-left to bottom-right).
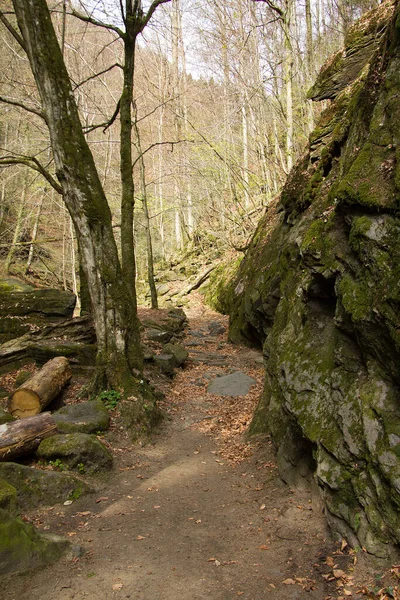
xmin=207 ymin=371 xmax=256 ymax=397
xmin=146 ymin=329 xmax=172 ymax=343
xmin=154 ymin=354 xmax=176 ymax=375
xmin=162 ymin=343 xmax=189 ymax=367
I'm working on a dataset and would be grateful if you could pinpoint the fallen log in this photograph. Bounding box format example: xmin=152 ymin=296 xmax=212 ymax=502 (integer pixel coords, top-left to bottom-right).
xmin=9 ymin=357 xmax=72 ymax=419
xmin=0 ymin=412 xmax=57 ymax=461
xmin=0 ymin=316 xmax=95 ymax=370
xmin=179 ymin=265 xmax=216 ymax=296
xmin=0 ymin=289 xmax=76 ymax=318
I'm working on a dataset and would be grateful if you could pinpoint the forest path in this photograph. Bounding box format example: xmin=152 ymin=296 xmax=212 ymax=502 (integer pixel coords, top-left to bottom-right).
xmin=5 ymin=302 xmax=359 ymax=600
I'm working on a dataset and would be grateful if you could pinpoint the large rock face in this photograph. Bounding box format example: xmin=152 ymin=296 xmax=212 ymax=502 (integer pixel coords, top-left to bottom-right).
xmin=227 ymin=2 xmax=400 ymax=556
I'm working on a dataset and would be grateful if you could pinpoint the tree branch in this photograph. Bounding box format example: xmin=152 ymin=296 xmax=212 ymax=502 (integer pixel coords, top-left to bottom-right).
xmin=132 ymin=139 xmax=193 ymax=169
xmin=140 ymin=0 xmax=172 ymax=31
xmin=0 ymin=10 xmax=26 ymax=51
xmin=69 ymin=8 xmax=125 ymax=38
xmin=0 ymin=154 xmax=62 ymax=194
xmin=0 ymin=95 xmax=45 ymax=121
xmin=83 ymin=100 xmax=120 ymax=134
xmin=73 ymin=63 xmax=122 ymax=90
xmin=252 ymin=0 xmax=284 ymax=18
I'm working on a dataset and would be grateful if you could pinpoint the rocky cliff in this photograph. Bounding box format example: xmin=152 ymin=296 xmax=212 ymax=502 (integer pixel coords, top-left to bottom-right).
xmin=227 ymin=1 xmax=400 ymax=557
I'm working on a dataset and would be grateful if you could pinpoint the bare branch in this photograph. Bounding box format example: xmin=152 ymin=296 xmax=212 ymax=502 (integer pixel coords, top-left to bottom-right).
xmin=83 ymin=100 xmax=121 ymax=134
xmin=73 ymin=63 xmax=122 ymax=90
xmin=140 ymin=0 xmax=172 ymax=31
xmin=132 ymin=139 xmax=193 ymax=169
xmin=0 ymin=10 xmax=26 ymax=51
xmin=252 ymin=0 xmax=284 ymax=18
xmin=0 ymin=95 xmax=45 ymax=121
xmin=69 ymin=8 xmax=125 ymax=38
xmin=0 ymin=154 xmax=62 ymax=194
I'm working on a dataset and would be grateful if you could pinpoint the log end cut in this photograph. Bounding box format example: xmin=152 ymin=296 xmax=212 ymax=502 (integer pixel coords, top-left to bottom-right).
xmin=9 ymin=389 xmax=41 ymax=419
xmin=9 ymin=356 xmax=72 ymax=419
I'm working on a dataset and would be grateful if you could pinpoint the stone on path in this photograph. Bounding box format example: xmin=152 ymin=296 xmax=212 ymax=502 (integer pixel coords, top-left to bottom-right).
xmin=207 ymin=371 xmax=256 ymax=397
xmin=37 ymin=433 xmax=113 ymax=474
xmin=53 ymin=399 xmax=110 ymax=434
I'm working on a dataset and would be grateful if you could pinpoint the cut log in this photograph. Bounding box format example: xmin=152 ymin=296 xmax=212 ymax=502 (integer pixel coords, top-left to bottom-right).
xmin=9 ymin=357 xmax=72 ymax=419
xmin=0 ymin=412 xmax=57 ymax=461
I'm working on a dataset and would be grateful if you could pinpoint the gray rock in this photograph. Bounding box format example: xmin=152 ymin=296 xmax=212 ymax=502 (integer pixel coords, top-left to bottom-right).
xmin=154 ymin=353 xmax=176 ymax=375
xmin=207 ymin=371 xmax=256 ymax=397
xmin=0 ymin=462 xmax=93 ymax=508
xmin=53 ymin=399 xmax=110 ymax=434
xmin=37 ymin=433 xmax=113 ymax=474
xmin=208 ymin=321 xmax=226 ymax=335
xmin=0 ymin=508 xmax=68 ymax=575
xmin=162 ymin=343 xmax=189 ymax=367
xmin=146 ymin=329 xmax=173 ymax=343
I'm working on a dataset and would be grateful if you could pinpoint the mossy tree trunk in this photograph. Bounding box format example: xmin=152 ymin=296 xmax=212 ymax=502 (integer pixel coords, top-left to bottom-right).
xmin=11 ymin=0 xmax=143 ymax=392
xmin=120 ymin=12 xmax=138 ymax=311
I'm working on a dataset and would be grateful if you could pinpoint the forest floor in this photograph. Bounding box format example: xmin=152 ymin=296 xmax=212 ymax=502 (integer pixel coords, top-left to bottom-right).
xmin=2 ymin=296 xmax=397 ymax=600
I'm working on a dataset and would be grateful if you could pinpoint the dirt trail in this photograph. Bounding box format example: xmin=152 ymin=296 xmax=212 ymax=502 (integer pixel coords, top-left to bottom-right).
xmin=3 ymin=304 xmax=374 ymax=600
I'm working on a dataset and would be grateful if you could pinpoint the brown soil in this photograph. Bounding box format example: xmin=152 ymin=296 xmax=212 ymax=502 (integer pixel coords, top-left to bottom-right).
xmin=1 ymin=299 xmax=397 ymax=600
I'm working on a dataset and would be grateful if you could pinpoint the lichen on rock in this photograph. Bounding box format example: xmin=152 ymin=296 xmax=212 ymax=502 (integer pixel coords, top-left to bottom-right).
xmin=224 ymin=1 xmax=400 ymax=557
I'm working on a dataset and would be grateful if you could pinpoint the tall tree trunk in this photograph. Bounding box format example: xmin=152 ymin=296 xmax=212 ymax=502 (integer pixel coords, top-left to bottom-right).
xmin=12 ymin=0 xmax=143 ymax=392
xmin=26 ymin=195 xmax=43 ymax=274
xmin=120 ymin=6 xmax=138 ymax=311
xmin=133 ymin=105 xmax=158 ymax=309
xmin=5 ymin=170 xmax=28 ymax=274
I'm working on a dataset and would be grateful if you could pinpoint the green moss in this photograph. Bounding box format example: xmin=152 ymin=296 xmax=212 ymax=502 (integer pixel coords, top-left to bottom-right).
xmin=338 ymin=274 xmax=372 ymax=322
xmin=0 ymin=508 xmax=68 ymax=575
xmin=0 ymin=477 xmax=18 ymax=516
xmin=203 ymin=255 xmax=243 ymax=314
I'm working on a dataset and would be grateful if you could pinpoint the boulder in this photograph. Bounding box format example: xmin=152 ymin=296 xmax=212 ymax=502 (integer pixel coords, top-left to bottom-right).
xmin=162 ymin=343 xmax=189 ymax=367
xmin=37 ymin=433 xmax=113 ymax=474
xmin=0 ymin=508 xmax=68 ymax=575
xmin=0 ymin=462 xmax=92 ymax=508
xmin=224 ymin=3 xmax=400 ymax=556
xmin=0 ymin=476 xmax=18 ymax=516
xmin=53 ymin=399 xmax=110 ymax=434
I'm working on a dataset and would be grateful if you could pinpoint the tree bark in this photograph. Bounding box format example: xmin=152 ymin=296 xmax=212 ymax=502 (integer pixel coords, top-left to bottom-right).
xmin=12 ymin=0 xmax=143 ymax=390
xmin=0 ymin=412 xmax=57 ymax=461
xmin=9 ymin=356 xmax=72 ymax=419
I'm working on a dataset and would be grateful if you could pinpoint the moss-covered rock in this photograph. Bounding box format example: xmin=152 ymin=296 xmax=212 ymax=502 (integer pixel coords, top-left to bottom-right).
xmin=37 ymin=433 xmax=113 ymax=474
xmin=0 ymin=508 xmax=68 ymax=575
xmin=0 ymin=477 xmax=18 ymax=516
xmin=162 ymin=343 xmax=189 ymax=367
xmin=226 ymin=2 xmax=400 ymax=557
xmin=0 ymin=462 xmax=93 ymax=508
xmin=53 ymin=399 xmax=110 ymax=434
xmin=0 ymin=407 xmax=14 ymax=424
